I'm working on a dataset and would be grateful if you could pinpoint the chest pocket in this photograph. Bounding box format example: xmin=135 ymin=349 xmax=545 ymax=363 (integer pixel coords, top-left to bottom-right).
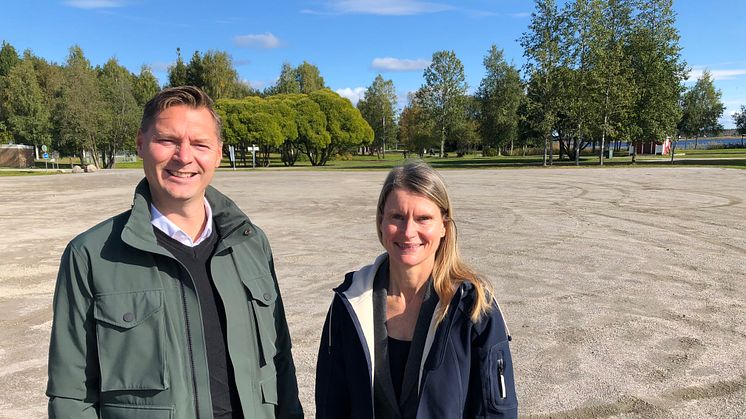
xmin=93 ymin=289 xmax=167 ymax=392
xmin=240 ymin=274 xmax=278 ymax=367
xmin=241 ymin=274 xmax=280 ymax=407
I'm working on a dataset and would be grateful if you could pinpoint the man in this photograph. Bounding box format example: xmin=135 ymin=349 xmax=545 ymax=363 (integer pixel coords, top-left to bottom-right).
xmin=47 ymin=86 xmax=303 ymax=419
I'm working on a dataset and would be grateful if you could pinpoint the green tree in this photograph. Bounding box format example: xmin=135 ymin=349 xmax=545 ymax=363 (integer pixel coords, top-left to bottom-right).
xmin=520 ymin=0 xmax=565 ymax=165
xmin=56 ymin=45 xmax=106 ymax=166
xmin=295 ymin=61 xmax=325 ymax=94
xmin=0 ymin=41 xmax=20 ymax=78
xmin=587 ymin=0 xmax=635 ymax=165
xmin=733 ymin=105 xmax=746 ymax=139
xmin=186 ymin=51 xmax=205 ymax=89
xmin=276 ymin=62 xmax=301 ymax=94
xmin=357 ymin=74 xmax=398 ymax=158
xmin=0 ymin=55 xmax=52 ymax=147
xmin=98 ymin=58 xmax=140 ymax=168
xmin=201 ymin=50 xmax=252 ymax=99
xmin=398 ymin=90 xmax=436 ymax=157
xmin=678 ymin=70 xmax=725 ymax=152
xmin=168 ymin=47 xmax=188 ymax=87
xmin=305 ymin=89 xmax=372 ymax=165
xmin=265 ymin=96 xmax=299 ymax=165
xmin=133 ymin=65 xmax=160 ymax=106
xmin=285 ymin=93 xmax=329 ymax=165
xmin=420 ymin=50 xmax=468 ymax=157
xmin=626 ymin=0 xmax=687 ymax=162
xmin=476 ymin=45 xmax=524 ymax=156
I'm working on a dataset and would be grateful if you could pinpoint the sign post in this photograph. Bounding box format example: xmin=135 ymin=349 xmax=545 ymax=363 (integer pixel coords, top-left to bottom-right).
xmin=248 ymin=145 xmax=259 ymax=168
xmin=228 ymin=145 xmax=236 ymax=171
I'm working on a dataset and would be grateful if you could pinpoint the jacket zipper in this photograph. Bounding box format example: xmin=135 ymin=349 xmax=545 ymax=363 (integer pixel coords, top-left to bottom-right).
xmin=180 ymin=281 xmax=201 ymax=419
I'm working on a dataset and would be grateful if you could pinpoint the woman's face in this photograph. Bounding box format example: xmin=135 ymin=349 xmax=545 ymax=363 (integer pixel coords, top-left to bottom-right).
xmin=380 ymin=188 xmax=446 ymax=273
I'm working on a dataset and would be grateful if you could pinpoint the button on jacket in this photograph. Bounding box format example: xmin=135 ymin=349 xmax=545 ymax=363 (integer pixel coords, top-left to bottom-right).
xmin=47 ymin=179 xmax=303 ymax=419
xmin=315 ymin=254 xmax=518 ymax=419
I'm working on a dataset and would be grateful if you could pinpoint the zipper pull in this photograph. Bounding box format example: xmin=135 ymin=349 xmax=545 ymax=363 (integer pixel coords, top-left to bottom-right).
xmin=497 ymin=358 xmax=506 ymax=399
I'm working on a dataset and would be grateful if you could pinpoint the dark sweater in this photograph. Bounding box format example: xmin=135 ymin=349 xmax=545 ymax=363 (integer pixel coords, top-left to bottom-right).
xmin=154 ymin=225 xmax=243 ymax=419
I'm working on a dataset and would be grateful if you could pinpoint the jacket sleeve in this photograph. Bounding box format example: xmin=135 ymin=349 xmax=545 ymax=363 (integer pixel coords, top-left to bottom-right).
xmin=315 ymin=296 xmax=351 ymax=419
xmin=47 ymin=243 xmax=101 ymax=418
xmin=268 ymin=254 xmax=305 ymax=419
xmin=470 ymin=300 xmax=518 ymax=418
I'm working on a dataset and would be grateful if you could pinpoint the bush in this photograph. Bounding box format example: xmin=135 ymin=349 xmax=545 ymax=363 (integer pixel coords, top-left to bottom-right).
xmin=482 ymin=147 xmax=499 ymax=157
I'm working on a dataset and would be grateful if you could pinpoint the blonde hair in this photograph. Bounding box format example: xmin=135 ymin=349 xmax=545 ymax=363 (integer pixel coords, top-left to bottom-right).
xmin=376 ymin=160 xmax=493 ymax=323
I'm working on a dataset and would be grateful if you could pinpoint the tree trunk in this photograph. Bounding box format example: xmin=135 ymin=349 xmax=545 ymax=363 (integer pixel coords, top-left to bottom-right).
xmin=542 ymin=135 xmax=548 ymax=166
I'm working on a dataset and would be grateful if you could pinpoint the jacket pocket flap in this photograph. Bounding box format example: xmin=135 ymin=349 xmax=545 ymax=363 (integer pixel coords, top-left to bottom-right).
xmin=94 ymin=290 xmax=163 ymax=329
xmin=240 ymin=275 xmax=277 ymax=306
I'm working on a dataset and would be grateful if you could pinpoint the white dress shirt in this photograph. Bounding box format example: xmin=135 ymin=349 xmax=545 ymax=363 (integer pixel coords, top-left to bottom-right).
xmin=150 ymin=197 xmax=214 ymax=247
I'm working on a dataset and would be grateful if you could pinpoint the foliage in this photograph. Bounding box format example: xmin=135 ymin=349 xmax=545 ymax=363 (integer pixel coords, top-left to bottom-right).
xmin=419 ymin=50 xmax=468 ymax=157
xmin=398 ymin=90 xmax=437 ymax=157
xmin=295 ymin=61 xmax=326 ymax=94
xmin=0 ymin=41 xmax=20 ymax=78
xmin=0 ymin=56 xmax=51 ymax=146
xmin=306 ymin=89 xmax=373 ymax=165
xmin=734 ymin=105 xmax=746 ymax=136
xmin=476 ymin=45 xmax=524 ymax=154
xmin=98 ymin=58 xmax=141 ymax=168
xmin=55 ymin=45 xmax=106 ymax=166
xmin=626 ymin=0 xmax=687 ymax=161
xmin=133 ymin=65 xmax=161 ymax=106
xmin=168 ymin=48 xmax=188 ymax=87
xmin=169 ymin=48 xmax=251 ymax=99
xmin=520 ymin=0 xmax=564 ymax=164
xmin=357 ymin=74 xmax=398 ymax=158
xmin=678 ymin=70 xmax=725 ymax=140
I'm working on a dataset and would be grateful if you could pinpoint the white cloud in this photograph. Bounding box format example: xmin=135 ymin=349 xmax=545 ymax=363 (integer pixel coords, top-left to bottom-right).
xmin=233 ymin=33 xmax=282 ymax=49
xmin=687 ymin=67 xmax=746 ymax=82
xmin=371 ymin=57 xmax=430 ymax=72
xmin=336 ymin=87 xmax=366 ymax=105
xmin=321 ymin=0 xmax=453 ymax=15
xmin=247 ymin=80 xmax=267 ymax=90
xmin=63 ymin=0 xmax=125 ymax=8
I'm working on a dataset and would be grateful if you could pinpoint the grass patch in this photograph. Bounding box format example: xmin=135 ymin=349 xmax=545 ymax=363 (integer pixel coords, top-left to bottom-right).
xmin=0 ymin=170 xmax=64 ymax=176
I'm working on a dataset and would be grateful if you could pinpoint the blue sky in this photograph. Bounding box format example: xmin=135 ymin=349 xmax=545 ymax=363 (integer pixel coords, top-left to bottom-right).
xmin=2 ymin=0 xmax=745 ymax=128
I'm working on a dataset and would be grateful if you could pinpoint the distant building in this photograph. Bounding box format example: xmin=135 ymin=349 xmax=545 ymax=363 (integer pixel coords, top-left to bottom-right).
xmin=0 ymin=144 xmax=35 ymax=168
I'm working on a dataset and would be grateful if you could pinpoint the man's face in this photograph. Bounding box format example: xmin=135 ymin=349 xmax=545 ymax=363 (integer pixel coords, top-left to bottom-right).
xmin=136 ymin=105 xmax=222 ymax=212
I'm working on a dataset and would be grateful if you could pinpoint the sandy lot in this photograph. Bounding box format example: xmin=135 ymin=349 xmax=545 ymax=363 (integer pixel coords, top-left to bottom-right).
xmin=0 ymin=167 xmax=744 ymax=418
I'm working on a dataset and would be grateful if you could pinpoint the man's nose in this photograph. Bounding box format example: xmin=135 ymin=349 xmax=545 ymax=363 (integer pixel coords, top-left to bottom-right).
xmin=174 ymin=142 xmax=193 ymax=162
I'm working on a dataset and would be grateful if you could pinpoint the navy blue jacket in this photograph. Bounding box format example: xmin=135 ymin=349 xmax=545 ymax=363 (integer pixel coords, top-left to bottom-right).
xmin=315 ymin=255 xmax=518 ymax=419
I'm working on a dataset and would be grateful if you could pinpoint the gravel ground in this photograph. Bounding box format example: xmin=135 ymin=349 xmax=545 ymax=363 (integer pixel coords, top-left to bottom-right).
xmin=0 ymin=166 xmax=744 ymax=418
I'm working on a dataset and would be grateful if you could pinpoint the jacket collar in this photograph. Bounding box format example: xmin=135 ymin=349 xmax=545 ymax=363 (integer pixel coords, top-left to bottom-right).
xmin=121 ymin=178 xmax=254 ymax=255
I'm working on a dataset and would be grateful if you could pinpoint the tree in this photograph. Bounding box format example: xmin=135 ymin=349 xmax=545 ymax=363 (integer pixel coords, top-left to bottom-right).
xmin=398 ymin=90 xmax=436 ymax=157
xmin=0 ymin=55 xmax=52 ymax=147
xmin=476 ymin=45 xmax=524 ymax=156
xmin=305 ymin=89 xmax=372 ymax=165
xmin=296 ymin=61 xmax=325 ymax=94
xmin=168 ymin=48 xmax=188 ymax=87
xmin=133 ymin=65 xmax=160 ymax=106
xmin=56 ymin=45 xmax=106 ymax=166
xmin=587 ymin=0 xmax=635 ymax=165
xmin=185 ymin=51 xmax=205 ymax=89
xmin=98 ymin=58 xmax=140 ymax=168
xmin=0 ymin=41 xmax=20 ymax=78
xmin=420 ymin=50 xmax=468 ymax=157
xmin=733 ymin=105 xmax=746 ymax=140
xmin=357 ymin=74 xmax=398 ymax=158
xmin=678 ymin=70 xmax=725 ymax=153
xmin=275 ymin=62 xmax=301 ymax=94
xmin=285 ymin=93 xmax=329 ymax=165
xmin=520 ymin=0 xmax=565 ymax=165
xmin=201 ymin=50 xmax=252 ymax=99
xmin=626 ymin=0 xmax=687 ymax=162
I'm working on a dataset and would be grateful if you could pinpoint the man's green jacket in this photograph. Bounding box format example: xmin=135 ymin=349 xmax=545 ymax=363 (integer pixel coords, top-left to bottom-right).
xmin=47 ymin=179 xmax=304 ymax=419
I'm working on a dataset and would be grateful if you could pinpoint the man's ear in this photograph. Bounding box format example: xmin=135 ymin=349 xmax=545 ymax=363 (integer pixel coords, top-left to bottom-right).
xmin=215 ymin=141 xmax=223 ymax=168
xmin=136 ymin=130 xmax=144 ymax=157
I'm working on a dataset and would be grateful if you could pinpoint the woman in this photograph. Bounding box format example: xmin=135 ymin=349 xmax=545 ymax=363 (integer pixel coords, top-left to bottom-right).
xmin=316 ymin=161 xmax=517 ymax=419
